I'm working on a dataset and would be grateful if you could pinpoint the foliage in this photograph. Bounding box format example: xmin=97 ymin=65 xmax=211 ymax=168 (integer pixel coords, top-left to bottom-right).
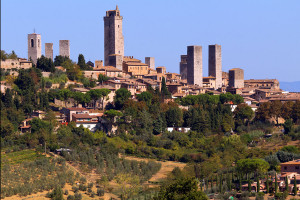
xmin=236 ymin=158 xmax=269 ymax=175
xmin=98 ymin=74 xmax=109 ymax=84
xmin=77 ymin=54 xmax=92 ymax=70
xmin=37 ymin=55 xmax=55 ymax=72
xmin=154 ymin=178 xmax=208 ymax=200
xmin=114 ymin=88 xmax=131 ymax=110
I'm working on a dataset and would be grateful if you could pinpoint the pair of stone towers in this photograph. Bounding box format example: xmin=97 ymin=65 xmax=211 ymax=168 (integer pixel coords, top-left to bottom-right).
xmin=28 ymin=33 xmax=70 ymax=64
xmin=180 ymin=44 xmax=222 ymax=89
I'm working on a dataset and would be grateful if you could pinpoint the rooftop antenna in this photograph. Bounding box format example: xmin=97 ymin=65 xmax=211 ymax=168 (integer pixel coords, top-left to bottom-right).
xmin=34 ymin=28 xmax=36 ymax=33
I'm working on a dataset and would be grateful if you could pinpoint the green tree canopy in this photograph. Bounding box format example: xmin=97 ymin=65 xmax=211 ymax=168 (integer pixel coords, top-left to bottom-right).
xmin=36 ymin=55 xmax=55 ymax=72
xmin=236 ymin=158 xmax=270 ymax=175
xmin=154 ymin=178 xmax=208 ymax=200
xmin=114 ymin=88 xmax=131 ymax=110
xmin=98 ymin=74 xmax=109 ymax=84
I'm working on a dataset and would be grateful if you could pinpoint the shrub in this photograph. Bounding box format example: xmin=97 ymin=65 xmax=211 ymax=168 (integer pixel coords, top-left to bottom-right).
xmin=79 ymin=184 xmax=87 ymax=191
xmin=72 ymin=186 xmax=79 ymax=193
xmin=74 ymin=192 xmax=82 ymax=200
xmin=87 ymin=182 xmax=93 ymax=188
xmin=97 ymin=188 xmax=105 ymax=196
xmin=67 ymin=195 xmax=75 ymax=200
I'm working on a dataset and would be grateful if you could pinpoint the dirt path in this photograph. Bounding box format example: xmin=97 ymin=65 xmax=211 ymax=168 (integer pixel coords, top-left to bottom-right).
xmin=121 ymin=155 xmax=186 ymax=183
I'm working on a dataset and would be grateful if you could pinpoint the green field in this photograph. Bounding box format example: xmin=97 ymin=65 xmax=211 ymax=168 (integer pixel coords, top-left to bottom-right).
xmin=1 ymin=149 xmax=46 ymax=165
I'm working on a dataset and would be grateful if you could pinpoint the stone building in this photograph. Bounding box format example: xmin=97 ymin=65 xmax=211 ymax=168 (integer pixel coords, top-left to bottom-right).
xmin=145 ymin=57 xmax=155 ymax=70
xmin=1 ymin=58 xmax=32 ymax=70
xmin=187 ymin=45 xmax=203 ymax=86
xmin=104 ymin=6 xmax=124 ymax=66
xmin=122 ymin=56 xmax=148 ymax=77
xmin=244 ymin=79 xmax=280 ymax=90
xmin=28 ymin=33 xmax=41 ymax=64
xmin=229 ymin=68 xmax=244 ymax=88
xmin=45 ymin=43 xmax=53 ymax=61
xmin=208 ymin=44 xmax=222 ymax=89
xmin=59 ymin=40 xmax=70 ymax=58
xmin=180 ymin=55 xmax=187 ymax=80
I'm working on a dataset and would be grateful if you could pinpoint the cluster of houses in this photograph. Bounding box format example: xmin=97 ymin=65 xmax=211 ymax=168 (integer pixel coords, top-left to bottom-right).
xmin=239 ymin=160 xmax=300 ymax=194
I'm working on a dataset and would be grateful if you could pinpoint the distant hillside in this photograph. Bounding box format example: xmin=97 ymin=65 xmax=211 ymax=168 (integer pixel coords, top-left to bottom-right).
xmin=280 ymin=81 xmax=300 ymax=92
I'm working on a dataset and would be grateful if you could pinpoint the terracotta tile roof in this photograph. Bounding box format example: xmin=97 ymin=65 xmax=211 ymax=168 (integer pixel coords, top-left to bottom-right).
xmin=245 ymin=79 xmax=279 ymax=83
xmin=124 ymin=62 xmax=148 ymax=66
xmin=68 ymin=107 xmax=88 ymax=111
xmin=281 ymin=159 xmax=300 ymax=165
xmin=203 ymin=76 xmax=216 ymax=79
xmin=72 ymin=114 xmax=92 ymax=119
xmin=94 ymin=66 xmax=122 ymax=72
xmin=123 ymin=56 xmax=141 ymax=62
xmin=92 ymin=85 xmax=115 ymax=90
xmin=73 ymin=88 xmax=90 ymax=92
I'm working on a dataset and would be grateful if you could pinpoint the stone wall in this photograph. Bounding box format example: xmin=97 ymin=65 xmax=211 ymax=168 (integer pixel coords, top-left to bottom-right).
xmin=108 ymin=54 xmax=123 ymax=70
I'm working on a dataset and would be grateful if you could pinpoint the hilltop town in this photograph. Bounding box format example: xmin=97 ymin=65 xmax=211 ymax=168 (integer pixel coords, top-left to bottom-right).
xmin=1 ymin=5 xmax=300 ymax=200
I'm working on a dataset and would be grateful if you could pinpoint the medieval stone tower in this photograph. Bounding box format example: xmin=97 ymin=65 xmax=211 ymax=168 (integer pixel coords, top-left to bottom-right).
xmin=229 ymin=68 xmax=244 ymax=88
xmin=45 ymin=43 xmax=53 ymax=61
xmin=187 ymin=45 xmax=203 ymax=86
xmin=104 ymin=5 xmax=124 ymax=66
xmin=209 ymin=44 xmax=222 ymax=89
xmin=180 ymin=55 xmax=188 ymax=80
xmin=59 ymin=40 xmax=70 ymax=58
xmin=28 ymin=33 xmax=41 ymax=64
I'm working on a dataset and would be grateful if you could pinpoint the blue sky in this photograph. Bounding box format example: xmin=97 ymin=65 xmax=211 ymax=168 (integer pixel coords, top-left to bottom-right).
xmin=2 ymin=0 xmax=300 ymax=82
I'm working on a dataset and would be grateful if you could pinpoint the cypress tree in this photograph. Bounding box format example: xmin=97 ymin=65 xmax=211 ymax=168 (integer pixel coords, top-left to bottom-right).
xmin=257 ymin=176 xmax=260 ymax=193
xmin=294 ymin=175 xmax=297 ymax=196
xmin=285 ymin=176 xmax=289 ymax=192
xmin=211 ymin=176 xmax=213 ymax=192
xmin=239 ymin=174 xmax=242 ymax=192
xmin=248 ymin=178 xmax=251 ymax=192
xmin=275 ymin=173 xmax=278 ymax=194
xmin=216 ymin=175 xmax=218 ymax=193
xmin=219 ymin=174 xmax=223 ymax=193
xmin=227 ymin=173 xmax=232 ymax=191
xmin=266 ymin=174 xmax=270 ymax=194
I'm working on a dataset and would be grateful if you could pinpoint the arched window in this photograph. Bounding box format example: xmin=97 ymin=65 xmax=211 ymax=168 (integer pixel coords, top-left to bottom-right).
xmin=31 ymin=39 xmax=34 ymax=47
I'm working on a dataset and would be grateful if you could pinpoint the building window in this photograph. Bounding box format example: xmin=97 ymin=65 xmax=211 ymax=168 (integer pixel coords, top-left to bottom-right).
xmin=284 ymin=167 xmax=287 ymax=170
xmin=31 ymin=39 xmax=34 ymax=47
xmin=296 ymin=166 xmax=299 ymax=170
xmin=38 ymin=39 xmax=40 ymax=47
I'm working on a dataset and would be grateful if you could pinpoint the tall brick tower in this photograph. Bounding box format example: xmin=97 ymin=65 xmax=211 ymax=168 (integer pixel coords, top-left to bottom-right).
xmin=59 ymin=40 xmax=70 ymax=58
xmin=187 ymin=46 xmax=203 ymax=86
xmin=209 ymin=44 xmax=222 ymax=89
xmin=28 ymin=33 xmax=41 ymax=64
xmin=104 ymin=5 xmax=124 ymax=66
